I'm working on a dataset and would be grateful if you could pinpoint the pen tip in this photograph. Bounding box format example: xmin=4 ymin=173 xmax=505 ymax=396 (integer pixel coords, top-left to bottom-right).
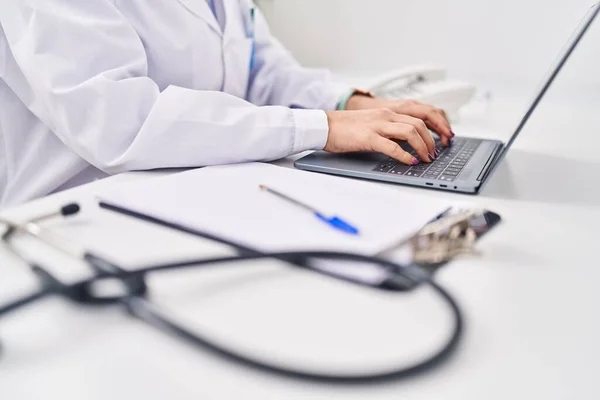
xmin=259 ymin=184 xmax=266 ymax=191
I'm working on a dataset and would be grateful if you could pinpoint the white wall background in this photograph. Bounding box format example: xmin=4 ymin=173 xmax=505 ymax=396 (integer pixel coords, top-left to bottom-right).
xmin=257 ymin=0 xmax=599 ymax=92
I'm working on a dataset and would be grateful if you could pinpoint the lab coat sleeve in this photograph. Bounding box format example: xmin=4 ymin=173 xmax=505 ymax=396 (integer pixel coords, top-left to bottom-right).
xmin=246 ymin=6 xmax=352 ymax=111
xmin=0 ymin=0 xmax=328 ymax=174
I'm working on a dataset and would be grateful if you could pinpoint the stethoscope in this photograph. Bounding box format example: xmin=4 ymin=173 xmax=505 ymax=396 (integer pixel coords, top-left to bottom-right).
xmin=0 ymin=201 xmax=464 ymax=384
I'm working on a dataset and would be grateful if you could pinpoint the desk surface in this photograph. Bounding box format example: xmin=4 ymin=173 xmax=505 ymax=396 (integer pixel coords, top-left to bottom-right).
xmin=1 ymin=82 xmax=599 ymax=399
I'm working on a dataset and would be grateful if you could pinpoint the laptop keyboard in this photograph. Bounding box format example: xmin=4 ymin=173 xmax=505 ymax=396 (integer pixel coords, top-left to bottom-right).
xmin=373 ymin=138 xmax=481 ymax=182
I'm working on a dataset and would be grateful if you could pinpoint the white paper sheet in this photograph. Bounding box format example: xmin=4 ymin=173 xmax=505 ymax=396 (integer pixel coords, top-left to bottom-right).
xmin=97 ymin=163 xmax=453 ymax=257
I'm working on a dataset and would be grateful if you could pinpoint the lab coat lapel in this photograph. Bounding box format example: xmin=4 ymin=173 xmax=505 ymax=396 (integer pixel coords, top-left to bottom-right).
xmin=176 ymin=0 xmax=222 ymax=36
xmin=222 ymin=0 xmax=251 ymax=43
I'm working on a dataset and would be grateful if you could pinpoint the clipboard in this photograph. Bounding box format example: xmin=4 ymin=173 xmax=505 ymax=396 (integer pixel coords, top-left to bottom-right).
xmin=95 ymin=161 xmax=502 ymax=292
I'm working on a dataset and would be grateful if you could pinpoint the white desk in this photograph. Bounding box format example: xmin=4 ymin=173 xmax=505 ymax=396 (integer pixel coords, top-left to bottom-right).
xmin=1 ymin=82 xmax=599 ymax=400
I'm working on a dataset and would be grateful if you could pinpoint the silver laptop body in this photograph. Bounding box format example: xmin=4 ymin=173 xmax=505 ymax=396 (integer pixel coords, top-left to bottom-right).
xmin=295 ymin=4 xmax=599 ymax=194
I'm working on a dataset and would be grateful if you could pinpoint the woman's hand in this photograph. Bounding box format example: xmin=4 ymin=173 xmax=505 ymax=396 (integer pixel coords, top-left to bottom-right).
xmin=345 ymin=96 xmax=455 ymax=147
xmin=324 ymin=108 xmax=440 ymax=165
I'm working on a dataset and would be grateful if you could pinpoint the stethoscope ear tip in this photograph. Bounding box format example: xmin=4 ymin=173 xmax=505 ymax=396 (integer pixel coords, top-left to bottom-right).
xmin=61 ymin=203 xmax=81 ymax=217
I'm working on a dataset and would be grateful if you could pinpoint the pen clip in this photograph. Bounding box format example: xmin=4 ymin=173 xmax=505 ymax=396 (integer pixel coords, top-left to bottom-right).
xmin=243 ymin=1 xmax=256 ymax=37
xmin=245 ymin=1 xmax=256 ymax=71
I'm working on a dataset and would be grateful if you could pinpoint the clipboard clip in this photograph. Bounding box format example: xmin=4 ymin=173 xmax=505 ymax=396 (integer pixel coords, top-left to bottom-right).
xmin=410 ymin=209 xmax=483 ymax=265
xmin=376 ymin=208 xmax=488 ymax=266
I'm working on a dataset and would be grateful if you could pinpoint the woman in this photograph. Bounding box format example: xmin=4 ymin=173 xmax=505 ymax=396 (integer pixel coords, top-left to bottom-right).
xmin=0 ymin=0 xmax=453 ymax=206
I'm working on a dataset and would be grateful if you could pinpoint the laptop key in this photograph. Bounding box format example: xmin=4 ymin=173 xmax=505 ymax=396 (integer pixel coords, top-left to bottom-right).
xmin=411 ymin=165 xmax=430 ymax=171
xmin=406 ymin=171 xmax=423 ymax=177
xmin=439 ymin=175 xmax=456 ymax=181
xmin=388 ymin=165 xmax=411 ymax=175
xmin=375 ymin=160 xmax=399 ymax=172
xmin=375 ymin=165 xmax=394 ymax=172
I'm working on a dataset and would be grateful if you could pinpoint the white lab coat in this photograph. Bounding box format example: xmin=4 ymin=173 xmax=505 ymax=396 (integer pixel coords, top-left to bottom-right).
xmin=0 ymin=0 xmax=350 ymax=207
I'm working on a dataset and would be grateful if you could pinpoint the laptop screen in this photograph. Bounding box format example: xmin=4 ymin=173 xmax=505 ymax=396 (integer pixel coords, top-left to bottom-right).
xmin=499 ymin=2 xmax=599 ymax=158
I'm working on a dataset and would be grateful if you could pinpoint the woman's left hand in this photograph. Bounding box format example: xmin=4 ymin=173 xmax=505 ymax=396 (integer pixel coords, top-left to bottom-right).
xmin=345 ymin=95 xmax=455 ymax=147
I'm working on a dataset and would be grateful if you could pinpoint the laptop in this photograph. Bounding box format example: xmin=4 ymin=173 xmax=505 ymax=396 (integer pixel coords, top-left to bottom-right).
xmin=295 ymin=3 xmax=599 ymax=194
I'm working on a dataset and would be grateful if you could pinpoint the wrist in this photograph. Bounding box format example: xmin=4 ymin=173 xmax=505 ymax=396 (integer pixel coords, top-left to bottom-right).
xmin=337 ymin=88 xmax=375 ymax=110
xmin=345 ymin=94 xmax=379 ymax=110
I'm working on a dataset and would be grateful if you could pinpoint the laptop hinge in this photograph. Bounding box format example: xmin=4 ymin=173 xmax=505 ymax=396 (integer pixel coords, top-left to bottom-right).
xmin=477 ymin=143 xmax=504 ymax=181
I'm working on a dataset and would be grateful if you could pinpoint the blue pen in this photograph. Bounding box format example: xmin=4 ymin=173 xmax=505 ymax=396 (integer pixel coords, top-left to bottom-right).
xmin=247 ymin=5 xmax=256 ymax=71
xmin=259 ymin=185 xmax=359 ymax=236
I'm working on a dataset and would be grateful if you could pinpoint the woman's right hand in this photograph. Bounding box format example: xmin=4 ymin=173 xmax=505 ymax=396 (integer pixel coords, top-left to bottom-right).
xmin=324 ymin=109 xmax=439 ymax=165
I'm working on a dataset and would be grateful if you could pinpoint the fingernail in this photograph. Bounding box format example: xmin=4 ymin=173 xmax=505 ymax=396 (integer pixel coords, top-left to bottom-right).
xmin=412 ymin=158 xmax=419 ymax=165
xmin=435 ymin=148 xmax=440 ymax=155
xmin=450 ymin=131 xmax=456 ymax=137
xmin=428 ymin=153 xmax=436 ymax=161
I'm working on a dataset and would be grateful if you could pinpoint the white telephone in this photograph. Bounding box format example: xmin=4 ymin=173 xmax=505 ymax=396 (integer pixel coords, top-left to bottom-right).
xmin=367 ymin=66 xmax=477 ymax=116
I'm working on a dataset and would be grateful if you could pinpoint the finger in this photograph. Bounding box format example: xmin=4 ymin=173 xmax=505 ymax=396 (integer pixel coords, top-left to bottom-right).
xmin=438 ymin=109 xmax=454 ymax=147
xmin=407 ymin=104 xmax=453 ymax=139
xmin=424 ymin=110 xmax=452 ymax=137
xmin=423 ymin=115 xmax=451 ymax=147
xmin=391 ymin=114 xmax=436 ymax=156
xmin=440 ymin=108 xmax=449 ymax=121
xmin=438 ymin=133 xmax=450 ymax=148
xmin=377 ymin=122 xmax=432 ymax=162
xmin=429 ymin=123 xmax=450 ymax=148
xmin=370 ymin=136 xmax=419 ymax=166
